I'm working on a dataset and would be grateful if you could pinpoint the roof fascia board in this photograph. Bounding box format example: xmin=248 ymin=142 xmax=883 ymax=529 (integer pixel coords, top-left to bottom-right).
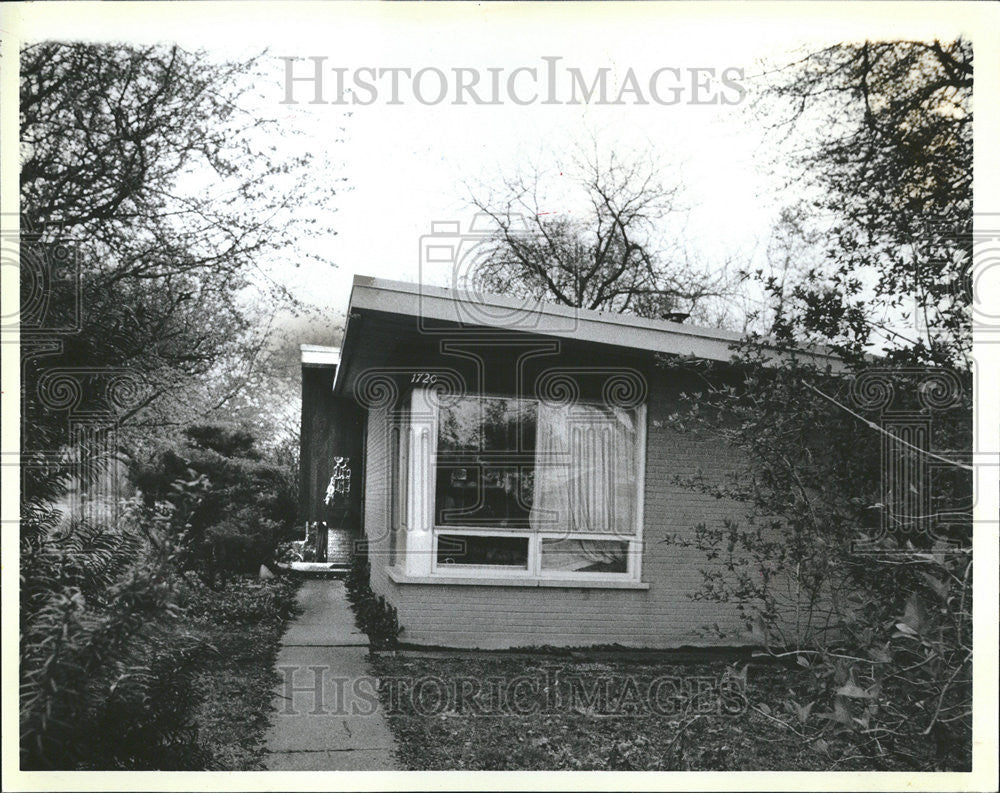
xmin=348 ymin=277 xmax=743 ymax=360
xmin=347 ymin=275 xmax=844 ymax=367
xmin=300 ymin=344 xmax=341 ymax=367
xmin=332 ymin=275 xmax=846 ymax=393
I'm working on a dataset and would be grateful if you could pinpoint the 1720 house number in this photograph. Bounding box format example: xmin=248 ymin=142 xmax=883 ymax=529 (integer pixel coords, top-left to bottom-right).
xmin=410 ymin=372 xmax=438 ymax=384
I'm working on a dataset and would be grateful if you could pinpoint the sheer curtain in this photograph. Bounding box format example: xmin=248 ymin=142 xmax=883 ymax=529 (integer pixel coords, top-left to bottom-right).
xmin=530 ymin=402 xmax=638 ymax=570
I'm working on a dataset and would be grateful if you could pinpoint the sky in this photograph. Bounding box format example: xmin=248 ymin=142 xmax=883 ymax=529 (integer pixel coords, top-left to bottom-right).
xmin=239 ymin=11 xmax=799 ymax=326
xmin=4 ymin=1 xmax=990 ymax=344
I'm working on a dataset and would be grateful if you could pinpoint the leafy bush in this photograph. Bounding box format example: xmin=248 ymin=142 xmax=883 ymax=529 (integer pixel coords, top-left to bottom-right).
xmin=664 ymin=353 xmax=972 ymax=770
xmin=21 ymin=475 xmax=301 ymax=770
xmin=275 ymin=539 xmax=305 ymax=564
xmin=21 ymin=424 xmax=302 ymax=769
xmin=131 ymin=424 xmax=298 ymax=583
xmin=357 ymin=594 xmax=400 ymax=650
xmin=83 ymin=636 xmax=216 ymax=770
xmin=344 ymin=543 xmax=371 ymax=605
xmin=345 ymin=545 xmax=400 ymax=650
xmin=19 ymin=480 xmax=206 ymax=770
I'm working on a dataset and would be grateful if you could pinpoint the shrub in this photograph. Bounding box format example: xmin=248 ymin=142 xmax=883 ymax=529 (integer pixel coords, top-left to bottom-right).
xmin=19 ymin=482 xmax=207 ymax=769
xmin=83 ymin=635 xmax=216 ymax=770
xmin=344 ymin=544 xmax=371 ymax=606
xmin=358 ymin=595 xmax=400 ymax=650
xmin=345 ymin=545 xmax=400 ymax=650
xmin=665 ymin=353 xmax=972 ymax=770
xmin=275 ymin=540 xmax=305 ymax=564
xmin=182 ymin=576 xmax=299 ymax=625
xmin=130 ymin=424 xmax=298 ymax=583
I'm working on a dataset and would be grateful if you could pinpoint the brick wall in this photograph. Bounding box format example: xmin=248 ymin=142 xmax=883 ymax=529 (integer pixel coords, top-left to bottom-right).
xmin=366 ymin=369 xmax=755 ymax=650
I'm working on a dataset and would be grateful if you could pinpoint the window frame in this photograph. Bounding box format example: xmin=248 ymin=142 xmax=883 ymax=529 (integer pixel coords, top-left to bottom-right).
xmin=388 ymin=408 xmax=410 ymax=565
xmin=396 ymin=387 xmax=646 ymax=585
xmin=432 ymin=526 xmax=535 ymax=577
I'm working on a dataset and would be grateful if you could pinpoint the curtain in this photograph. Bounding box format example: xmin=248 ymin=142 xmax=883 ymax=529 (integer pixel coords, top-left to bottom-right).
xmin=530 ymin=402 xmax=638 ymax=570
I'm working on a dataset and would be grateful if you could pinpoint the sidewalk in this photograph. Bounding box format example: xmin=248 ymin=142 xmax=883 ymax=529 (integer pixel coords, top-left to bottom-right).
xmin=262 ymin=580 xmax=399 ymax=770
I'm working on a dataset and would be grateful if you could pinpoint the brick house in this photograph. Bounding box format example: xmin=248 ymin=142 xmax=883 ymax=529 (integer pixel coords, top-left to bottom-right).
xmin=300 ymin=275 xmax=841 ymax=649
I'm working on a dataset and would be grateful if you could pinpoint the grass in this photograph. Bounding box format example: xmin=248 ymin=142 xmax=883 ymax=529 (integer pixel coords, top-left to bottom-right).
xmin=171 ymin=575 xmax=300 ymax=770
xmin=369 ymin=652 xmax=938 ymax=771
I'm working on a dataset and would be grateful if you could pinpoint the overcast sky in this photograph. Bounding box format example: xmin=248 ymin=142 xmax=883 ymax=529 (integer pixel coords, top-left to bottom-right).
xmin=6 ymin=2 xmax=987 ymax=342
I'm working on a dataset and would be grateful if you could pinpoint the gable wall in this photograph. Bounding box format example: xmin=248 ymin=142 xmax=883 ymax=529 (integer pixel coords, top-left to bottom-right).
xmin=300 ymin=364 xmax=366 ymax=527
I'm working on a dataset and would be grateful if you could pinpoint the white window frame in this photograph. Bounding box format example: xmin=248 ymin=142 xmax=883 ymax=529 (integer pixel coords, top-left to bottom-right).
xmin=432 ymin=527 xmax=535 ymax=577
xmin=535 ymin=533 xmax=642 ymax=581
xmin=397 ymin=387 xmax=646 ymax=585
xmin=388 ymin=412 xmax=410 ymax=566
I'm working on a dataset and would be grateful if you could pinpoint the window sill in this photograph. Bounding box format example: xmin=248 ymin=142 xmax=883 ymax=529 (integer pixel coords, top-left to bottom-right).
xmin=387 ymin=567 xmax=650 ymax=590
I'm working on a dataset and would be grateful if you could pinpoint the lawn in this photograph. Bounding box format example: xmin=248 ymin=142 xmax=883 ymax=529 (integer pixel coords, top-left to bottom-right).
xmin=173 ymin=575 xmax=300 ymax=770
xmin=370 ymin=651 xmax=945 ymax=771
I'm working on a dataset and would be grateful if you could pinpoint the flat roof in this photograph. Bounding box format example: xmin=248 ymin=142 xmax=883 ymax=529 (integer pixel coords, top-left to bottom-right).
xmin=347 ymin=275 xmax=746 ymax=355
xmin=300 ymin=344 xmax=340 ymax=366
xmin=332 ymin=275 xmax=844 ymax=393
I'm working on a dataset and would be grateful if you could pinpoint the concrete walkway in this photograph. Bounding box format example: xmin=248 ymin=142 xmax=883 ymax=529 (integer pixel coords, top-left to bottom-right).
xmin=262 ymin=580 xmax=399 ymax=770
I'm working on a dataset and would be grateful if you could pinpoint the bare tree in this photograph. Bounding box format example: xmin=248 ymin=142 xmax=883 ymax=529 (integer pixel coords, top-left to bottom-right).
xmin=467 ymin=146 xmax=735 ymax=323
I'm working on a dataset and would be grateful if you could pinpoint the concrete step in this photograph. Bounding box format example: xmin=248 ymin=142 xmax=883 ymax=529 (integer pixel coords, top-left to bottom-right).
xmin=277 ymin=562 xmax=351 ymax=580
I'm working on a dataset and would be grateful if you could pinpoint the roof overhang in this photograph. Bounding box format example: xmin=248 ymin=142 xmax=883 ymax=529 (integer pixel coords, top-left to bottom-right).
xmin=351 ymin=275 xmax=744 ymax=352
xmin=331 ymin=275 xmax=846 ymax=395
xmin=300 ymin=344 xmax=340 ymax=367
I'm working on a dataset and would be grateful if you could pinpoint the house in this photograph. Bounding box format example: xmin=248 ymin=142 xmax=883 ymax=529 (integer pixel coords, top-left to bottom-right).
xmin=298 ymin=344 xmax=364 ymax=565
xmin=300 ymin=275 xmax=841 ymax=649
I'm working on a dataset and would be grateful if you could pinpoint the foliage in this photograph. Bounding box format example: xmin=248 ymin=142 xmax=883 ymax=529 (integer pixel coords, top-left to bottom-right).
xmin=19 ymin=41 xmax=334 ymax=480
xmin=20 ymin=473 xmax=300 ymax=769
xmin=18 ymin=42 xmax=318 ymax=771
xmin=344 ymin=541 xmax=371 ymax=603
xmin=82 ymin=639 xmax=216 ymax=770
xmin=468 ymin=146 xmax=735 ymax=322
xmin=293 ymin=522 xmax=322 ymax=562
xmin=130 ymin=424 xmax=298 ymax=582
xmin=759 ymin=39 xmax=972 ymax=366
xmin=663 ymin=350 xmax=971 ymax=768
xmin=345 ymin=546 xmax=401 ymax=649
xmin=182 ymin=576 xmax=300 ymax=625
xmin=372 ymin=653 xmax=921 ymax=770
xmin=19 ymin=480 xmax=207 ymax=769
xmin=180 ymin=576 xmax=301 ymax=770
xmin=664 ymin=38 xmax=973 ymax=769
xmin=275 ymin=539 xmax=307 ymax=564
